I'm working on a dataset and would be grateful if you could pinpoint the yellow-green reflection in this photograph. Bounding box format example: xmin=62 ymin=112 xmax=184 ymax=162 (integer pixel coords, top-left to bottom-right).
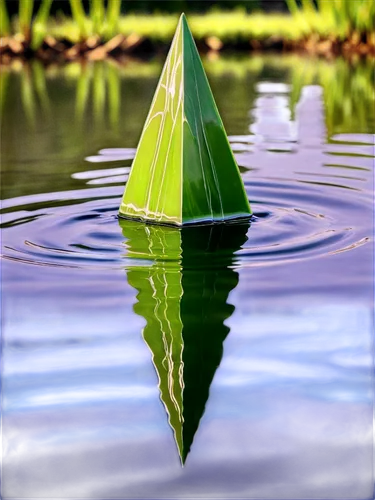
xmin=0 ymin=67 xmax=10 ymax=114
xmin=74 ymin=61 xmax=122 ymax=127
xmin=5 ymin=56 xmax=374 ymax=138
xmin=32 ymin=61 xmax=51 ymax=117
xmin=2 ymin=55 xmax=373 ymax=202
xmin=20 ymin=67 xmax=36 ymax=128
xmin=120 ymin=219 xmax=249 ymax=463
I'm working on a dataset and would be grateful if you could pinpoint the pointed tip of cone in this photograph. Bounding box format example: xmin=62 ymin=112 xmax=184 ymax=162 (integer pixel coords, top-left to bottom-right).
xmin=120 ymin=8 xmax=251 ymax=225
xmin=177 ymin=442 xmax=188 ymax=466
xmin=180 ymin=451 xmax=187 ymax=466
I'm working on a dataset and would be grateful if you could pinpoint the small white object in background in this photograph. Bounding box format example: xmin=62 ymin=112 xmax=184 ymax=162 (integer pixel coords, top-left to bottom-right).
xmin=295 ymin=85 xmax=326 ymax=148
xmin=251 ymin=82 xmax=296 ymax=151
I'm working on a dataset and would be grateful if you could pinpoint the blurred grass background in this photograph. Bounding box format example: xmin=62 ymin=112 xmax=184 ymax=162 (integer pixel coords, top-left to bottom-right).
xmin=0 ymin=0 xmax=374 ymax=52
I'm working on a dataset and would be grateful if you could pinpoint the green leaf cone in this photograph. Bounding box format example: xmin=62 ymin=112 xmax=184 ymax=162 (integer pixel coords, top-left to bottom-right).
xmin=120 ymin=219 xmax=249 ymax=463
xmin=119 ymin=14 xmax=251 ymax=226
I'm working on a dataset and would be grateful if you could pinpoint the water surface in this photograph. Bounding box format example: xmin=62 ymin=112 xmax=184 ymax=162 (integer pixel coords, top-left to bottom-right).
xmin=1 ymin=54 xmax=374 ymax=499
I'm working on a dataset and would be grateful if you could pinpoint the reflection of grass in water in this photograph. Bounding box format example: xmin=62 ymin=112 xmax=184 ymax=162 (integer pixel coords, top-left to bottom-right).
xmin=75 ymin=65 xmax=91 ymax=121
xmin=1 ymin=55 xmax=373 ymax=215
xmin=107 ymin=63 xmax=120 ymax=132
xmin=0 ymin=68 xmax=10 ymax=114
xmin=286 ymin=55 xmax=375 ymax=135
xmin=86 ymin=56 xmax=374 ymax=136
xmin=73 ymin=61 xmax=121 ymax=130
xmin=93 ymin=63 xmax=106 ymax=125
xmin=32 ymin=60 xmax=50 ymax=116
xmin=3 ymin=60 xmax=50 ymax=128
xmin=4 ymin=55 xmax=374 ymax=137
xmin=20 ymin=68 xmax=36 ymax=128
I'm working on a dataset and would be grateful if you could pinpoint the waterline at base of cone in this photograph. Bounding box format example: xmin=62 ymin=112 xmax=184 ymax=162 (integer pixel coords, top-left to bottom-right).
xmin=117 ymin=211 xmax=253 ymax=228
xmin=119 ymin=13 xmax=251 ymax=227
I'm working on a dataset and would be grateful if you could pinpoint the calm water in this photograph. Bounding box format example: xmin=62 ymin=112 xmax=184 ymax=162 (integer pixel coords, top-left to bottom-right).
xmin=1 ymin=54 xmax=374 ymax=499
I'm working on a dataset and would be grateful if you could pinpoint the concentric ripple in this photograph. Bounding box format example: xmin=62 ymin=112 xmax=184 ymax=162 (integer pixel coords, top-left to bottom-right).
xmin=1 ymin=83 xmax=373 ymax=271
xmin=1 ymin=138 xmax=372 ymax=270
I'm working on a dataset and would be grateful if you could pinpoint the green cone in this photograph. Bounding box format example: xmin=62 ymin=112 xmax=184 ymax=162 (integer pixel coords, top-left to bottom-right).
xmin=119 ymin=13 xmax=251 ymax=226
xmin=120 ymin=219 xmax=249 ymax=463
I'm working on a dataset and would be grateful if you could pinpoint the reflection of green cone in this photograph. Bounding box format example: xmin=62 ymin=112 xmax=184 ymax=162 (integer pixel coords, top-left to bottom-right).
xmin=119 ymin=14 xmax=251 ymax=226
xmin=120 ymin=219 xmax=249 ymax=463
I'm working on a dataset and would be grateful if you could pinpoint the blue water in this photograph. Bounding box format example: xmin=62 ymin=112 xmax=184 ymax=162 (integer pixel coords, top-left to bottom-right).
xmin=1 ymin=56 xmax=374 ymax=499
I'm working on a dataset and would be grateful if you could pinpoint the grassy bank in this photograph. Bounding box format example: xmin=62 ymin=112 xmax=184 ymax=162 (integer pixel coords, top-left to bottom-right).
xmin=1 ymin=1 xmax=374 ymax=62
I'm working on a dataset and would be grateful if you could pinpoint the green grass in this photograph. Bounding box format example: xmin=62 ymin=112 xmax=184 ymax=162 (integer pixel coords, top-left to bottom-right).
xmin=1 ymin=1 xmax=375 ymax=50
xmin=31 ymin=0 xmax=53 ymax=50
xmin=0 ymin=0 xmax=11 ymax=36
xmin=290 ymin=0 xmax=375 ymax=39
xmin=6 ymin=0 xmax=53 ymax=47
xmin=45 ymin=9 xmax=373 ymax=45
